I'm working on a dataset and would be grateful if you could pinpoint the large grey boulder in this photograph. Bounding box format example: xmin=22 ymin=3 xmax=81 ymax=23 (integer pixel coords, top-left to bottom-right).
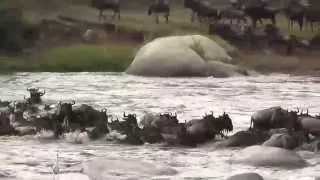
xmin=126 ymin=35 xmax=248 ymax=77
xmin=231 ymin=145 xmax=308 ymax=168
xmin=227 ymin=173 xmax=264 ymax=180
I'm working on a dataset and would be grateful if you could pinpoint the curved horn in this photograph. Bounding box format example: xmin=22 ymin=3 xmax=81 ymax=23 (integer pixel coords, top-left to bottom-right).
xmin=71 ymin=100 xmax=75 ymax=105
xmin=123 ymin=112 xmax=126 ymax=117
xmin=27 ymin=87 xmax=31 ymax=91
xmin=40 ymin=90 xmax=45 ymax=96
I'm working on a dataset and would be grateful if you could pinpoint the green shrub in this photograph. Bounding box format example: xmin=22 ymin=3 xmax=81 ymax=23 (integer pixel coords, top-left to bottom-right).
xmin=36 ymin=44 xmax=137 ymax=72
xmin=0 ymin=2 xmax=25 ymax=55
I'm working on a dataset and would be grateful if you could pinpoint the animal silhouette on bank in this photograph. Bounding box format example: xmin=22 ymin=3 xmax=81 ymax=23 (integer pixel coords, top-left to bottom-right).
xmin=148 ymin=0 xmax=170 ymax=24
xmin=91 ymin=0 xmax=120 ymax=22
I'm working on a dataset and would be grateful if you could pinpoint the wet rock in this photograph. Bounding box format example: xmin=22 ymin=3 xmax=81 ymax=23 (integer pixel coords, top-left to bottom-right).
xmin=299 ymin=116 xmax=320 ymax=133
xmin=262 ymin=131 xmax=306 ymax=150
xmin=227 ymin=172 xmax=264 ymax=180
xmin=14 ymin=126 xmax=36 ymax=136
xmin=232 ymin=145 xmax=308 ymax=168
xmin=214 ymin=130 xmax=269 ymax=148
xmin=125 ymin=35 xmax=248 ymax=77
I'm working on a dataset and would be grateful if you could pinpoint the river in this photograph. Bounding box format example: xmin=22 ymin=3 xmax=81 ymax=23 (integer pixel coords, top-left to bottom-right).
xmin=0 ymin=72 xmax=319 ymax=180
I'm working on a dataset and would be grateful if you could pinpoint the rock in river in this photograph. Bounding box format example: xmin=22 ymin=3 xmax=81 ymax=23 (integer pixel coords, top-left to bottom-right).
xmin=125 ymin=35 xmax=248 ymax=77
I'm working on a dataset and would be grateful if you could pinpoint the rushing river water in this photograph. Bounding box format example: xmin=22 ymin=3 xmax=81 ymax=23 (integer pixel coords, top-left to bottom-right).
xmin=0 ymin=72 xmax=319 ymax=180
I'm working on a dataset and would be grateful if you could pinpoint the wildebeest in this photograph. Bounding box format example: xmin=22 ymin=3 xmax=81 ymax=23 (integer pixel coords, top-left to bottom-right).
xmin=25 ymin=87 xmax=45 ymax=104
xmin=108 ymin=112 xmax=144 ymax=145
xmin=304 ymin=8 xmax=320 ymax=32
xmin=185 ymin=112 xmax=233 ymax=144
xmin=242 ymin=5 xmax=282 ymax=28
xmin=91 ymin=0 xmax=120 ymax=22
xmin=148 ymin=0 xmax=170 ymax=24
xmin=219 ymin=8 xmax=247 ymax=24
xmin=184 ymin=0 xmax=221 ymax=23
xmin=284 ymin=6 xmax=305 ymax=31
xmin=184 ymin=0 xmax=200 ymax=22
xmin=139 ymin=112 xmax=179 ymax=144
xmin=53 ymin=100 xmax=76 ymax=137
xmin=250 ymin=106 xmax=299 ymax=131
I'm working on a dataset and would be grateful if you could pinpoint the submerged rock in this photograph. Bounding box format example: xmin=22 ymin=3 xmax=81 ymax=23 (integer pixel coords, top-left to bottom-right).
xmin=227 ymin=172 xmax=264 ymax=180
xmin=125 ymin=35 xmax=248 ymax=77
xmin=262 ymin=131 xmax=305 ymax=150
xmin=83 ymin=158 xmax=178 ymax=180
xmin=231 ymin=145 xmax=308 ymax=168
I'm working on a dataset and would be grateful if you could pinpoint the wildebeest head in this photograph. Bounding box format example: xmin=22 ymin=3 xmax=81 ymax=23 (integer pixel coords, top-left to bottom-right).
xmin=98 ymin=108 xmax=109 ymax=123
xmin=56 ymin=100 xmax=75 ymax=118
xmin=123 ymin=112 xmax=137 ymax=125
xmin=217 ymin=112 xmax=233 ymax=132
xmin=159 ymin=113 xmax=178 ymax=124
xmin=203 ymin=112 xmax=233 ymax=133
xmin=26 ymin=87 xmax=45 ymax=104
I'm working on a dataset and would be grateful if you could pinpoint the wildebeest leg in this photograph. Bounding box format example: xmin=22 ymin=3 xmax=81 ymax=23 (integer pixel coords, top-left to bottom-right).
xmin=112 ymin=10 xmax=116 ymax=20
xmin=165 ymin=14 xmax=169 ymax=24
xmin=191 ymin=11 xmax=195 ymax=22
xmin=117 ymin=8 xmax=121 ymax=20
xmin=99 ymin=10 xmax=103 ymax=23
xmin=156 ymin=14 xmax=159 ymax=24
xmin=298 ymin=19 xmax=303 ymax=31
xmin=288 ymin=19 xmax=291 ymax=31
xmin=252 ymin=18 xmax=258 ymax=29
xmin=271 ymin=16 xmax=276 ymax=25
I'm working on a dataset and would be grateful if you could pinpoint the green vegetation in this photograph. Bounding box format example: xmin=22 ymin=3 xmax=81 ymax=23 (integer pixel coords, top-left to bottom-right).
xmin=0 ymin=0 xmax=26 ymax=55
xmin=0 ymin=44 xmax=137 ymax=73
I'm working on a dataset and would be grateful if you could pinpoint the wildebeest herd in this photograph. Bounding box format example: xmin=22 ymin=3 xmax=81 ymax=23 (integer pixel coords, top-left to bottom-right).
xmin=90 ymin=0 xmax=320 ymax=31
xmin=0 ymin=88 xmax=319 ymax=152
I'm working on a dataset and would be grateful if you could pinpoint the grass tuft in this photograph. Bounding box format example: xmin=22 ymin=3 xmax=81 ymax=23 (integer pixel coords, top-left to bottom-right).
xmin=0 ymin=44 xmax=138 ymax=73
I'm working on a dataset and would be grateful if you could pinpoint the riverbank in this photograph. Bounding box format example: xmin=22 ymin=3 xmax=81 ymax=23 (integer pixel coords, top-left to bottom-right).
xmin=0 ymin=44 xmax=137 ymax=72
xmin=1 ymin=0 xmax=320 ymax=75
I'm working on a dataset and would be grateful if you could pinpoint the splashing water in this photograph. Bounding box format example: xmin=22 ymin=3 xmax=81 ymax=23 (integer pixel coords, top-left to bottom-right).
xmin=0 ymin=72 xmax=319 ymax=180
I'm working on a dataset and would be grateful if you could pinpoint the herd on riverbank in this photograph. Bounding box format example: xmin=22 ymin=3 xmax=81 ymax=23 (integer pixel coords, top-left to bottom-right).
xmin=0 ymin=88 xmax=319 ymax=152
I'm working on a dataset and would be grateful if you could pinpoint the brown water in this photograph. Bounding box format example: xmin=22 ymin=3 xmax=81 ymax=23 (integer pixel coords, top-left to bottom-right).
xmin=0 ymin=72 xmax=319 ymax=180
